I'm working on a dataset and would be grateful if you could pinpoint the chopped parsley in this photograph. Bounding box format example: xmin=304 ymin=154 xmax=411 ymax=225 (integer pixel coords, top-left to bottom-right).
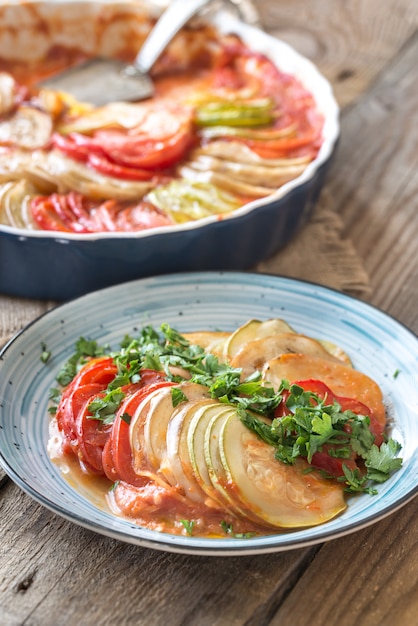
xmin=120 ymin=412 xmax=132 ymax=425
xmin=180 ymin=520 xmax=195 ymax=535
xmin=47 ymin=386 xmax=61 ymax=415
xmin=52 ymin=323 xmax=403 ymax=495
xmin=56 ymin=337 xmax=109 ymax=387
xmin=239 ymin=384 xmax=403 ymax=494
xmin=87 ymin=389 xmax=126 ymax=425
xmin=220 ymin=521 xmax=256 ymax=539
xmin=40 ymin=343 xmax=51 ymax=364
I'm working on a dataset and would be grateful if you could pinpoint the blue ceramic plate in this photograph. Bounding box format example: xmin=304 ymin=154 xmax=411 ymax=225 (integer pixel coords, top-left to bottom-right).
xmin=0 ymin=272 xmax=417 ymax=555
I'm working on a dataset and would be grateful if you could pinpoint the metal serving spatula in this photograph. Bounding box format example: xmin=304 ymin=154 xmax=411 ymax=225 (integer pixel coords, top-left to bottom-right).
xmin=38 ymin=0 xmax=212 ymax=107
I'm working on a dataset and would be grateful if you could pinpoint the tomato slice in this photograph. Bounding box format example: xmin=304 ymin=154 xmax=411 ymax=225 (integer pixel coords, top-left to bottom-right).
xmin=75 ymin=388 xmax=113 ymax=473
xmin=32 ymin=190 xmax=175 ymax=233
xmin=53 ymin=106 xmax=194 ymax=174
xmin=56 ymin=377 xmax=104 ymax=440
xmin=72 ymin=357 xmax=118 ymax=387
xmin=56 ymin=357 xmax=117 ymax=452
xmin=310 ymin=449 xmax=359 ymax=478
xmin=56 ymin=390 xmax=78 ymax=453
xmin=294 ymin=379 xmax=337 ymax=403
xmin=59 ymin=382 xmax=106 ymax=460
xmin=51 ymin=132 xmax=98 ymax=162
xmin=30 ymin=193 xmax=96 ymax=233
xmin=102 ymin=435 xmax=118 ymax=482
xmin=98 ymin=127 xmax=193 ymax=171
xmin=30 ymin=196 xmax=75 ymax=232
xmin=291 ymin=380 xmax=360 ymax=477
xmin=274 ymin=379 xmax=337 ymax=418
xmin=87 ymin=153 xmax=156 ymax=181
xmin=137 ymin=369 xmax=169 ymax=387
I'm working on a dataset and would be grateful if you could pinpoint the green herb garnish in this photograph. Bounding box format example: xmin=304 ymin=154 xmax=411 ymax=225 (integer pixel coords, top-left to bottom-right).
xmin=87 ymin=388 xmax=126 ymax=424
xmin=180 ymin=520 xmax=195 ymax=535
xmin=56 ymin=337 xmax=109 ymax=386
xmin=220 ymin=521 xmax=256 ymax=539
xmin=40 ymin=343 xmax=51 ymax=364
xmin=238 ymin=384 xmax=403 ymax=494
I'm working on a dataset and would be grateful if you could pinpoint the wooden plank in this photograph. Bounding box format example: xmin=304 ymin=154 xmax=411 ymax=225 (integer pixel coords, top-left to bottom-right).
xmin=258 ymin=0 xmax=418 ymax=107
xmin=324 ymin=30 xmax=418 ymax=327
xmin=269 ymin=497 xmax=418 ymax=626
xmin=0 ymin=483 xmax=315 ymax=626
xmin=0 ymin=297 xmax=54 ymax=347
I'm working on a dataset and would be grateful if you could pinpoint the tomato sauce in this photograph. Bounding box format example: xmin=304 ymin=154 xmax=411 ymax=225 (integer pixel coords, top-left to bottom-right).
xmin=50 ymin=408 xmax=269 ymax=538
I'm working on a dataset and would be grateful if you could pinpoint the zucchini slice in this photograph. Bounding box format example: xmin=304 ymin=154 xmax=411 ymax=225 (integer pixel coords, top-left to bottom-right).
xmin=219 ymin=412 xmax=347 ymax=528
xmin=223 ymin=318 xmax=295 ymax=361
xmin=187 ymin=403 xmax=235 ymax=508
xmin=143 ymin=382 xmax=210 ymax=473
xmin=205 ymin=409 xmax=271 ymax=525
xmin=165 ymin=399 xmax=219 ymax=503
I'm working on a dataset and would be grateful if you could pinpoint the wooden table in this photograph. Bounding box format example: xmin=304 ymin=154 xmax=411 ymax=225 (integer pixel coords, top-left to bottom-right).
xmin=1 ymin=1 xmax=418 ymax=624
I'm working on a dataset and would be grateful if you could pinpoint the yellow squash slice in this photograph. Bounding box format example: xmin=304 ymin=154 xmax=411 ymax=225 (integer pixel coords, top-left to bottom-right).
xmin=263 ymin=353 xmax=386 ymax=424
xmin=181 ymin=330 xmax=231 ymax=353
xmin=231 ymin=332 xmax=350 ymax=379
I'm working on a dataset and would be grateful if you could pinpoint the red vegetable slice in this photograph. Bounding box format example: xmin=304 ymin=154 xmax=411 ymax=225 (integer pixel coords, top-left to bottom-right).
xmin=30 ymin=193 xmax=96 ymax=233
xmin=31 ymin=192 xmax=173 ymax=233
xmin=310 ymin=448 xmax=359 ymax=478
xmin=30 ymin=195 xmax=75 ymax=232
xmin=109 ymin=381 xmax=174 ymax=486
xmin=337 ymin=396 xmax=385 ymax=448
xmin=56 ymin=357 xmax=116 ymax=450
xmin=52 ymin=105 xmax=194 ymax=175
xmin=51 ymin=132 xmax=91 ymax=161
xmin=102 ymin=436 xmax=118 ymax=482
xmin=75 ymin=388 xmax=113 ymax=473
xmin=86 ymin=153 xmax=156 ymax=181
xmin=72 ymin=357 xmax=118 ymax=387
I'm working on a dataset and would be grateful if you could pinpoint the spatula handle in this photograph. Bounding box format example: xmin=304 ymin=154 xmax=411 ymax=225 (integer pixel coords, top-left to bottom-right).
xmin=133 ymin=0 xmax=212 ymax=74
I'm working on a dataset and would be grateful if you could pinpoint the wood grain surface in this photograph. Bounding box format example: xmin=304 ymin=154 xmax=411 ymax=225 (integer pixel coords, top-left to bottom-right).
xmin=1 ymin=1 xmax=418 ymax=625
